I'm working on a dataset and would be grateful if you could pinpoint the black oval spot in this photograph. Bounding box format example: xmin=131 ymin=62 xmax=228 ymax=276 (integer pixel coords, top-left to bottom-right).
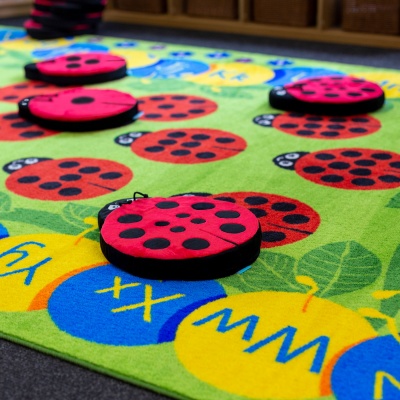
xmin=60 ymin=174 xmax=81 ymax=181
xmin=183 ymin=238 xmax=210 ymax=250
xmin=58 ymin=188 xmax=82 ymax=196
xmin=85 ymin=59 xmax=100 ymax=64
xmin=66 ymin=63 xmax=81 ymax=69
xmin=214 ymin=196 xmax=236 ymax=203
xmin=118 ymin=214 xmax=142 ymax=223
xmin=191 ymin=218 xmax=206 ymax=224
xmin=158 ymin=104 xmax=174 ymax=109
xmin=352 ymin=117 xmax=369 ymax=123
xmin=20 ymin=130 xmax=45 ymax=138
xmin=216 ymin=137 xmax=235 ymax=144
xmin=168 ymin=131 xmax=187 ymax=138
xmin=371 ymin=153 xmax=392 ymax=160
xmin=328 ymin=162 xmax=350 ymax=170
xmin=156 ymin=201 xmax=179 ymax=209
xmin=3 ymin=113 xmax=20 ymax=120
xmin=176 ymin=213 xmax=190 ymax=218
xmin=341 ymin=151 xmax=362 ymax=158
xmin=262 ymin=231 xmax=286 ymax=242
xmin=349 ymin=168 xmax=371 ymax=176
xmin=348 ymin=92 xmax=362 ymax=97
xmin=145 ymin=146 xmax=165 ymax=153
xmin=327 ymin=124 xmax=345 ymax=130
xmin=11 ymin=121 xmax=34 ymax=128
xmin=155 ymin=221 xmax=170 ymax=226
xmin=321 ymin=131 xmax=339 ymax=137
xmin=283 ymin=214 xmax=310 ymax=224
xmin=159 ymin=139 xmax=177 ymax=145
xmin=100 ymin=172 xmax=122 ymax=180
xmin=271 ymin=202 xmax=296 ymax=212
xmin=316 ymin=153 xmax=335 ymax=160
xmin=379 ymin=175 xmax=400 ymax=183
xmin=171 ymin=226 xmax=185 ymax=232
xmin=171 ymin=113 xmax=188 ymax=118
xmin=220 ymin=223 xmax=246 ymax=234
xmin=192 ymin=134 xmax=210 ymax=140
xmin=171 ymin=150 xmax=191 ymax=156
xmin=79 ymin=166 xmax=100 ymax=174
xmin=321 ymin=174 xmax=344 ymax=183
xmin=59 ymin=161 xmax=80 ymax=168
xmin=304 ymin=123 xmax=322 ymax=129
xmin=352 ymin=178 xmax=375 ymax=186
xmin=280 ymin=123 xmax=298 ymax=129
xmin=192 ymin=202 xmax=215 ymax=210
xmin=188 ymin=109 xmax=205 ymax=114
xmin=303 ymin=166 xmax=325 ymax=174
xmin=71 ymin=96 xmax=95 ymax=104
xmin=66 ymin=56 xmax=81 ymax=61
xmin=349 ymin=128 xmax=368 ymax=133
xmin=196 ymin=152 xmax=216 ymax=159
xmin=245 ymin=196 xmax=268 ymax=205
xmin=390 ymin=162 xmax=400 ymax=169
xmin=189 ymin=99 xmax=206 ymax=104
xmin=39 ymin=181 xmax=62 ymax=190
xmin=17 ymin=175 xmax=40 ymax=183
xmin=144 ymin=238 xmax=170 ymax=249
xmin=249 ymin=208 xmax=267 ymax=218
xmin=119 ymin=228 xmax=145 ymax=239
xmin=355 ymin=159 xmax=376 ymax=166
xmin=149 ymin=96 xmax=165 ymax=101
xmin=171 ymin=96 xmax=187 ymax=100
xmin=325 ymin=93 xmax=339 ymax=97
xmin=297 ymin=130 xmax=315 ymax=136
xmin=306 ymin=116 xmax=323 ymax=121
xmin=182 ymin=141 xmax=201 ymax=148
xmin=145 ymin=114 xmax=162 ymax=119
xmin=215 ymin=211 xmax=240 ymax=218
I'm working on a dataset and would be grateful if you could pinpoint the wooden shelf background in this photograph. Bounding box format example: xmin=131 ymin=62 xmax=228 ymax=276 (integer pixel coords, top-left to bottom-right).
xmin=0 ymin=0 xmax=31 ymax=18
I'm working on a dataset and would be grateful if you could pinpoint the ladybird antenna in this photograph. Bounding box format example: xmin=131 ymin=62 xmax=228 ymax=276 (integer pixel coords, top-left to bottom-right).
xmin=133 ymin=191 xmax=149 ymax=201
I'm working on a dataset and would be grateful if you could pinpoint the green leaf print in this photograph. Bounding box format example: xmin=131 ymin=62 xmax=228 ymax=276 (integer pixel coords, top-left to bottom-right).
xmin=380 ymin=244 xmax=400 ymax=318
xmin=62 ymin=203 xmax=98 ymax=229
xmin=386 ymin=192 xmax=400 ymax=208
xmin=221 ymin=250 xmax=305 ymax=293
xmin=297 ymin=241 xmax=382 ymax=298
xmin=0 ymin=192 xmax=11 ymax=212
xmin=200 ymin=85 xmax=254 ymax=99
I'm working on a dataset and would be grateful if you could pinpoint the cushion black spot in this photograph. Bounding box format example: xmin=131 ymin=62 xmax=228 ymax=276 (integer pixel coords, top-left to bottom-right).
xmin=192 ymin=202 xmax=215 ymax=210
xmin=71 ymin=96 xmax=95 ymax=104
xmin=182 ymin=238 xmax=210 ymax=250
xmin=118 ymin=214 xmax=142 ymax=223
xmin=143 ymin=238 xmax=170 ymax=249
xmin=215 ymin=211 xmax=240 ymax=218
xmin=119 ymin=228 xmax=145 ymax=239
xmin=156 ymin=201 xmax=179 ymax=209
xmin=220 ymin=223 xmax=246 ymax=234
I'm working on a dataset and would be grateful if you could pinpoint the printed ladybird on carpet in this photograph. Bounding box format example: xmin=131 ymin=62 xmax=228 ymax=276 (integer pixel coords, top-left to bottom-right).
xmin=99 ymin=196 xmax=262 ymax=280
xmin=4 ymin=157 xmax=133 ymax=200
xmin=274 ymin=148 xmax=400 ymax=189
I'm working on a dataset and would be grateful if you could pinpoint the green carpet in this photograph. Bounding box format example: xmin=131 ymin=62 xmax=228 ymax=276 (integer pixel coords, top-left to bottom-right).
xmin=1 ymin=26 xmax=400 ymax=400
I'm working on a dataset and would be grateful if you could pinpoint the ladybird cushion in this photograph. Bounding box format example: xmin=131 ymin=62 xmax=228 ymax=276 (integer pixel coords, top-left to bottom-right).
xmin=269 ymin=76 xmax=385 ymax=116
xmin=99 ymin=196 xmax=262 ymax=280
xmin=25 ymin=53 xmax=127 ymax=86
xmin=18 ymin=88 xmax=138 ymax=132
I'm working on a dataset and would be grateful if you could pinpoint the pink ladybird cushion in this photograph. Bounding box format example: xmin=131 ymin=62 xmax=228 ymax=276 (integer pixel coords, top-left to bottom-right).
xmin=270 ymin=76 xmax=385 ymax=116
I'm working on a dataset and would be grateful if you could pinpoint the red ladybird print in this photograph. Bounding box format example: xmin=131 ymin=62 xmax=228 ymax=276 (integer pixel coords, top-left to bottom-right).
xmin=211 ymin=192 xmax=320 ymax=248
xmin=270 ymin=76 xmax=384 ymax=115
xmin=253 ymin=112 xmax=381 ymax=139
xmin=100 ymin=196 xmax=261 ymax=280
xmin=274 ymin=149 xmax=400 ymax=190
xmin=0 ymin=112 xmax=59 ymax=141
xmin=131 ymin=128 xmax=246 ymax=164
xmin=25 ymin=53 xmax=127 ymax=86
xmin=5 ymin=157 xmax=133 ymax=201
xmin=138 ymin=94 xmax=218 ymax=121
xmin=0 ymin=81 xmax=64 ymax=103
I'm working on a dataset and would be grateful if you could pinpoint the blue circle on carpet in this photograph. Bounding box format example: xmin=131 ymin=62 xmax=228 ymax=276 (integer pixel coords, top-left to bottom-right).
xmin=0 ymin=28 xmax=26 ymax=42
xmin=32 ymin=43 xmax=109 ymax=59
xmin=128 ymin=59 xmax=209 ymax=79
xmin=267 ymin=67 xmax=345 ymax=86
xmin=0 ymin=223 xmax=9 ymax=239
xmin=48 ymin=264 xmax=226 ymax=346
xmin=331 ymin=335 xmax=400 ymax=399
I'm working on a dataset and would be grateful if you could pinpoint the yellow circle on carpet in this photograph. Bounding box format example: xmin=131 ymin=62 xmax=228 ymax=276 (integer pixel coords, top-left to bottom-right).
xmin=352 ymin=71 xmax=400 ymax=99
xmin=186 ymin=63 xmax=274 ymax=86
xmin=0 ymin=233 xmax=106 ymax=312
xmin=174 ymin=291 xmax=376 ymax=399
xmin=0 ymin=38 xmax=70 ymax=52
xmin=110 ymin=49 xmax=159 ymax=69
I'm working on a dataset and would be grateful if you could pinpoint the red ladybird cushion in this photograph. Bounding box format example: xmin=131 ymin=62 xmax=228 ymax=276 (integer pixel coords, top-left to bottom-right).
xmin=269 ymin=76 xmax=385 ymax=116
xmin=25 ymin=53 xmax=127 ymax=86
xmin=99 ymin=196 xmax=262 ymax=280
xmin=18 ymin=88 xmax=138 ymax=132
